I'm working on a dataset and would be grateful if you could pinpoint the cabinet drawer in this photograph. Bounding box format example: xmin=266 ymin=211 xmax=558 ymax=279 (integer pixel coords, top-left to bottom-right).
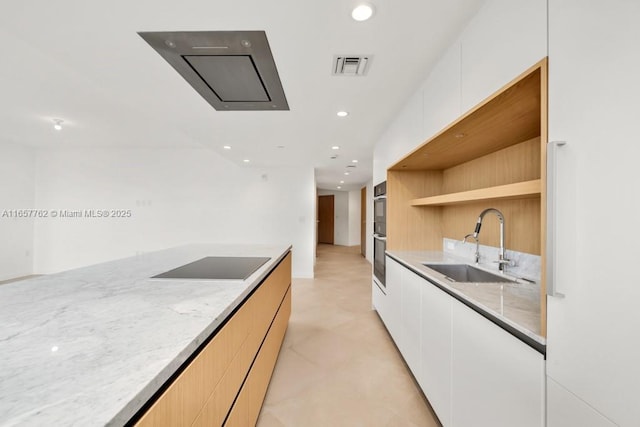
xmin=135 ymin=297 xmax=252 ymax=427
xmin=135 ymin=252 xmax=291 ymax=427
xmin=225 ymin=287 xmax=291 ymax=426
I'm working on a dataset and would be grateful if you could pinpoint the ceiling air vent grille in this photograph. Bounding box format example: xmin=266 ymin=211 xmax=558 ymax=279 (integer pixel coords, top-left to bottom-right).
xmin=332 ymin=55 xmax=371 ymax=76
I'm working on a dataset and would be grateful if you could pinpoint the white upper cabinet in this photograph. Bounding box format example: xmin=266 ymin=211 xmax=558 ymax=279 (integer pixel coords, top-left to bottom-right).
xmin=459 ymin=0 xmax=547 ymax=112
xmin=421 ymin=39 xmax=462 ymax=142
xmin=372 ymin=90 xmax=424 ymax=184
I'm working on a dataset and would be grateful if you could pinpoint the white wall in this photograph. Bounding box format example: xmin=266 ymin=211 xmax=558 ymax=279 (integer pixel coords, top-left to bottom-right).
xmin=0 ymin=143 xmax=35 ymax=280
xmin=33 ymin=148 xmax=315 ymax=278
xmin=373 ymin=0 xmax=547 ymax=182
xmin=347 ymin=190 xmax=361 ymax=247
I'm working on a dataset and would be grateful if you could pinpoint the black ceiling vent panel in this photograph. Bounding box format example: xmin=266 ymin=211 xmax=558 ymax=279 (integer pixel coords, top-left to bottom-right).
xmin=138 ymin=31 xmax=289 ymax=111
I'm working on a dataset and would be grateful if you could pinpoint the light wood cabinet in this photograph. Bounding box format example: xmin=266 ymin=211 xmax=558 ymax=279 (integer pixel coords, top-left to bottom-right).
xmin=387 ymin=59 xmax=548 ymax=335
xmin=134 ymin=252 xmax=291 ymax=427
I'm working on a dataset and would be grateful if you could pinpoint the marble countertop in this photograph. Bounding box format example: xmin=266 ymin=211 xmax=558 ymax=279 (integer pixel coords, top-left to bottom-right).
xmin=386 ymin=250 xmax=545 ymax=352
xmin=0 ymin=244 xmax=291 ymax=427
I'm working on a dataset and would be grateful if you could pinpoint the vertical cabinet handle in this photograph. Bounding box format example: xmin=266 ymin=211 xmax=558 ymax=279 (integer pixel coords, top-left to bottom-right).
xmin=546 ymin=141 xmax=567 ymax=298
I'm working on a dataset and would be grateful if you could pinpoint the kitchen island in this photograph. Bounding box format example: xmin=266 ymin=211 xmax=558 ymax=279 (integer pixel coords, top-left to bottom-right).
xmin=0 ymin=244 xmax=292 ymax=426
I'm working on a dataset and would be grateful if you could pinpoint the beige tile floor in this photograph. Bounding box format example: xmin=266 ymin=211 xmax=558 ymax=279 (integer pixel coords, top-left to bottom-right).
xmin=257 ymin=244 xmax=441 ymax=427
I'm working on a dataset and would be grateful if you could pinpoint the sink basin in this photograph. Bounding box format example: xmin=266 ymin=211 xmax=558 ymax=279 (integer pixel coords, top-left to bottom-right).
xmin=423 ymin=263 xmax=515 ymax=283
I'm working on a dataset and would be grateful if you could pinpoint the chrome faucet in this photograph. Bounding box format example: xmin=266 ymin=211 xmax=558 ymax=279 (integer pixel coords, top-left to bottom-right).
xmin=473 ymin=208 xmax=511 ymax=272
xmin=462 ymin=233 xmax=480 ymax=264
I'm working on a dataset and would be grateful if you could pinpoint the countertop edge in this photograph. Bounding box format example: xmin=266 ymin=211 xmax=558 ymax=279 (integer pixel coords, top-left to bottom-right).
xmin=386 ymin=251 xmax=546 ymax=355
xmin=111 ymin=246 xmax=292 ymax=426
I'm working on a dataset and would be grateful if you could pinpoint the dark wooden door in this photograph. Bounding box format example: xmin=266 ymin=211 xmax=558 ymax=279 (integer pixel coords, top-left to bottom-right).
xmin=317 ymin=195 xmax=334 ymax=244
xmin=361 ymin=186 xmax=366 ymax=257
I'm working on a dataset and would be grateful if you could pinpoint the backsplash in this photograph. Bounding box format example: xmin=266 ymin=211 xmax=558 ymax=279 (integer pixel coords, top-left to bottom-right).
xmin=443 ymin=238 xmax=541 ymax=282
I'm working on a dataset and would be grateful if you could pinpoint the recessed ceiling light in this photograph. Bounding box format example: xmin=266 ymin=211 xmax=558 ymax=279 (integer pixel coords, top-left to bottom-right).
xmin=337 ymin=186 xmax=342 ymax=189
xmin=352 ymin=3 xmax=375 ymax=21
xmin=243 ymin=159 xmax=250 ymax=163
xmin=53 ymin=119 xmax=63 ymax=131
xmin=332 ymin=146 xmax=340 ymax=150
xmin=352 ymin=159 xmax=358 ymax=163
xmin=337 ymin=111 xmax=349 ymax=117
xmin=340 ymin=180 xmax=344 ymax=184
xmin=223 ymin=145 xmax=231 ymax=150
xmin=344 ymin=172 xmax=350 ymax=176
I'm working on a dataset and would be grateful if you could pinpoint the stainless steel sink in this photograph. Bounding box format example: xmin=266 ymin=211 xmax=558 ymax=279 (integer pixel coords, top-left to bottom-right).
xmin=423 ymin=263 xmax=515 ymax=283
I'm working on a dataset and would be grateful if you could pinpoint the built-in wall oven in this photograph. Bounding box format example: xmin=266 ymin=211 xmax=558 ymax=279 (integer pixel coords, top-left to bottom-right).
xmin=373 ymin=181 xmax=386 ymax=289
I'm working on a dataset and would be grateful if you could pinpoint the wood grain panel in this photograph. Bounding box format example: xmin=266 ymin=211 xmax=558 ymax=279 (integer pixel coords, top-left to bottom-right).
xmin=411 ymin=180 xmax=540 ymax=207
xmin=387 ymin=170 xmax=443 ymax=251
xmin=442 ymin=199 xmax=541 ymax=255
xmin=247 ymin=287 xmax=291 ymax=425
xmin=194 ymin=254 xmax=290 ymax=426
xmin=225 ymin=287 xmax=292 ymax=427
xmin=135 ymin=297 xmax=252 ymax=427
xmin=441 ymin=137 xmax=541 ymax=194
xmin=390 ymin=59 xmax=545 ymax=171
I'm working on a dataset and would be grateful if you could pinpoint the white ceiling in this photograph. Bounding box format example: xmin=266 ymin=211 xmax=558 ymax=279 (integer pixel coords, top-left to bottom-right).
xmin=0 ymin=0 xmax=484 ymax=191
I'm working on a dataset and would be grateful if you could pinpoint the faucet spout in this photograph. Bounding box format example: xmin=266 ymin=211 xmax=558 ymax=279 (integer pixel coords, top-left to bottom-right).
xmin=462 ymin=233 xmax=480 ymax=264
xmin=474 ymin=208 xmax=509 ymax=272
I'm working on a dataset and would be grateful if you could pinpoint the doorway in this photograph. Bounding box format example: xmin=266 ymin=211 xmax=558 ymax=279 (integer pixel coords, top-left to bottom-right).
xmin=317 ymin=195 xmax=334 ymax=244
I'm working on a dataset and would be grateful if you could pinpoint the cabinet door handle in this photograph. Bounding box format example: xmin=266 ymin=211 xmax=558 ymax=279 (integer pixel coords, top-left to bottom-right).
xmin=546 ymin=140 xmax=567 ymax=298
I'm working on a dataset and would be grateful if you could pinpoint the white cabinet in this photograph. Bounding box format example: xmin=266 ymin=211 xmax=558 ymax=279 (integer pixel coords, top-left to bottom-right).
xmin=547 ymin=378 xmax=615 ymax=427
xmin=371 ymin=280 xmax=387 ymax=321
xmin=384 ymin=256 xmax=403 ymax=345
xmin=459 ymin=0 xmax=547 ymax=112
xmin=419 ymin=277 xmax=452 ymax=426
xmin=451 ymin=302 xmax=545 ymax=427
xmin=400 ymin=268 xmax=422 ymax=378
xmin=382 ymin=258 xmax=544 ymax=427
xmin=547 ymin=1 xmax=640 ymax=425
xmin=421 ymin=40 xmax=462 ymax=142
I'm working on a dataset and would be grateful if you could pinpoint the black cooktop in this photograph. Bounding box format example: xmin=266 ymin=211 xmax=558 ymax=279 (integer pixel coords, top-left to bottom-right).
xmin=152 ymin=256 xmax=271 ymax=280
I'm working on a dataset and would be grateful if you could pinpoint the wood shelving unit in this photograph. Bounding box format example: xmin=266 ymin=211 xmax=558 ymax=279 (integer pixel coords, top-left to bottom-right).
xmin=410 ymin=180 xmax=541 ymax=206
xmin=386 ymin=58 xmax=548 ymax=336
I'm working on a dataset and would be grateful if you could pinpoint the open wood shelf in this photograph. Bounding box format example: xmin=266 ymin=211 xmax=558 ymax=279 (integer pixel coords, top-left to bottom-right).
xmin=410 ymin=180 xmax=541 ymax=206
xmin=389 ymin=61 xmax=543 ymax=171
